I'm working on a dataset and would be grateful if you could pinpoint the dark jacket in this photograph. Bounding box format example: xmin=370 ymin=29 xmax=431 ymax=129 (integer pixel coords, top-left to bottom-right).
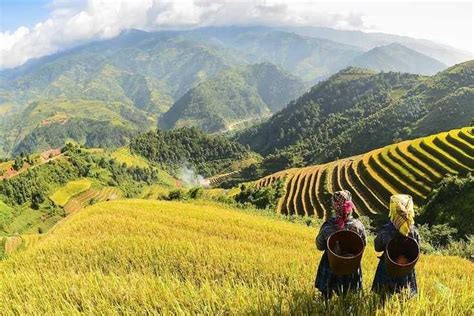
xmin=314 ymin=216 xmax=366 ymax=298
xmin=371 ymin=222 xmax=420 ymax=296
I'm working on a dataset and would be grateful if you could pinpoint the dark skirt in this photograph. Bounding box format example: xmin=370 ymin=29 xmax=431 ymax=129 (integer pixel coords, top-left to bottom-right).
xmin=371 ymin=255 xmax=418 ymax=296
xmin=314 ymin=251 xmax=363 ymax=298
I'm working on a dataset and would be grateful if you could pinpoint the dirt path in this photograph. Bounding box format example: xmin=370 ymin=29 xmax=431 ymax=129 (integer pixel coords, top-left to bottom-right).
xmin=0 ymin=153 xmax=64 ymax=180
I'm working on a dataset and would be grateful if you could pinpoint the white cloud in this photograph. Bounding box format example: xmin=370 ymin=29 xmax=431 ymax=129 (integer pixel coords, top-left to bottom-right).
xmin=0 ymin=0 xmax=472 ymax=69
xmin=0 ymin=0 xmax=372 ymax=68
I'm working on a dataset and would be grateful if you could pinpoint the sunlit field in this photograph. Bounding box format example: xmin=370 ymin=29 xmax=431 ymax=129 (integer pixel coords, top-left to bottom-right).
xmin=49 ymin=179 xmax=92 ymax=206
xmin=111 ymin=147 xmax=150 ymax=168
xmin=0 ymin=199 xmax=472 ymax=314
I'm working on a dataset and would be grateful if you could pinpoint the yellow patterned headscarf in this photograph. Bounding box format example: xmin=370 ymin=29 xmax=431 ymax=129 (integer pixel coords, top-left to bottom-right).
xmin=389 ymin=194 xmax=415 ymax=236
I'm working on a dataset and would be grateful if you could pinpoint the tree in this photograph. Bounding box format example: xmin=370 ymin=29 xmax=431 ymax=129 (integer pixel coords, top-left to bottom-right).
xmin=12 ymin=156 xmax=24 ymax=171
xmin=31 ymin=191 xmax=45 ymax=210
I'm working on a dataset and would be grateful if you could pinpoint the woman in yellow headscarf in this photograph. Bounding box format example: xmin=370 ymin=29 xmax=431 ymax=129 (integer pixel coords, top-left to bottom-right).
xmin=371 ymin=194 xmax=420 ymax=296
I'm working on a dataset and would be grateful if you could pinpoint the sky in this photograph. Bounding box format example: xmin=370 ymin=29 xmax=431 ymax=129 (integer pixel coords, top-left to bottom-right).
xmin=0 ymin=0 xmax=472 ymax=69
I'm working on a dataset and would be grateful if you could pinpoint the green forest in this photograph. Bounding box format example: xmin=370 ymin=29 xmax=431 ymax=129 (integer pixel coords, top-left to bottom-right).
xmin=236 ymin=62 xmax=473 ymax=174
xmin=130 ymin=127 xmax=253 ymax=177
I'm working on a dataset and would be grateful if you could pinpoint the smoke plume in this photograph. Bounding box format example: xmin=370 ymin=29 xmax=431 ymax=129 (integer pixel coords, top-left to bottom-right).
xmin=178 ymin=166 xmax=210 ymax=188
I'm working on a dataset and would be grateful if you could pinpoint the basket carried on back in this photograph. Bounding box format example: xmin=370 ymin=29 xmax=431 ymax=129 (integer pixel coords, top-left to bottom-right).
xmin=327 ymin=230 xmax=365 ymax=276
xmin=385 ymin=236 xmax=419 ymax=277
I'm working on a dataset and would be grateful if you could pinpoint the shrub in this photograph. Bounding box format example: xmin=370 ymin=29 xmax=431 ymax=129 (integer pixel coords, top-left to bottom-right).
xmin=419 ymin=174 xmax=474 ymax=238
xmin=188 ymin=187 xmax=204 ymax=199
xmin=418 ymin=223 xmax=457 ymax=249
xmin=418 ymin=224 xmax=473 ymax=258
xmin=234 ymin=178 xmax=285 ymax=210
xmin=166 ymin=189 xmax=186 ymax=201
xmin=357 ymin=215 xmax=376 ymax=235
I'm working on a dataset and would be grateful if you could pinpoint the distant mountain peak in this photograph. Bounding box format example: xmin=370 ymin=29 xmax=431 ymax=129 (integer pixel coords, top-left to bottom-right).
xmin=349 ymin=42 xmax=446 ymax=75
xmin=119 ymin=28 xmax=148 ymax=36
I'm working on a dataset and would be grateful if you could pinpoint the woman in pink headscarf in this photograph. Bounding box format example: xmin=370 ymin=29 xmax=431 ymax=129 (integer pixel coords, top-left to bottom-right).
xmin=314 ymin=190 xmax=367 ymax=299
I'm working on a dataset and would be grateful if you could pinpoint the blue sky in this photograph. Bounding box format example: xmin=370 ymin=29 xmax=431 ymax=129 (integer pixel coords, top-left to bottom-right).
xmin=1 ymin=0 xmax=51 ymax=31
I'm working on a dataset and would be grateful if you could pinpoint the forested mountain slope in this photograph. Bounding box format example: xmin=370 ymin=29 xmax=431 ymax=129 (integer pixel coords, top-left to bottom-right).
xmin=191 ymin=26 xmax=363 ymax=83
xmin=0 ymin=30 xmax=243 ymax=156
xmin=5 ymin=98 xmax=155 ymax=156
xmin=1 ymin=30 xmax=241 ymax=111
xmin=160 ymin=63 xmax=305 ymax=133
xmin=0 ymin=27 xmax=354 ymax=156
xmin=236 ymin=61 xmax=473 ymax=171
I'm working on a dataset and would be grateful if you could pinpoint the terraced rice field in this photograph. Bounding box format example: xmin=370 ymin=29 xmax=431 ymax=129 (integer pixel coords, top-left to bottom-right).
xmin=50 ymin=179 xmax=92 ymax=207
xmin=255 ymin=127 xmax=473 ymax=217
xmin=63 ymin=187 xmax=122 ymax=214
xmin=207 ymin=170 xmax=240 ymax=187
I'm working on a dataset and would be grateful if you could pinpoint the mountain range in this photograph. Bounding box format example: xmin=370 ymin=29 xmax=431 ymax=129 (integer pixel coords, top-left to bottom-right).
xmin=281 ymin=26 xmax=471 ymax=66
xmin=350 ymin=43 xmax=446 ymax=75
xmin=0 ymin=26 xmax=471 ymax=157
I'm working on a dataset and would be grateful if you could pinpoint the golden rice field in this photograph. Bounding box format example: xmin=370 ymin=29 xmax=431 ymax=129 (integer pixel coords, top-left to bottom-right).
xmin=63 ymin=186 xmax=123 ymax=214
xmin=49 ymin=179 xmax=92 ymax=207
xmin=255 ymin=127 xmax=474 ymax=218
xmin=111 ymin=147 xmax=150 ymax=168
xmin=0 ymin=199 xmax=472 ymax=314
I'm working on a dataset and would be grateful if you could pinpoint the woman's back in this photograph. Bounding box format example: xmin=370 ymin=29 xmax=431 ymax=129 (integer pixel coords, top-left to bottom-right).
xmin=316 ymin=217 xmax=366 ymax=251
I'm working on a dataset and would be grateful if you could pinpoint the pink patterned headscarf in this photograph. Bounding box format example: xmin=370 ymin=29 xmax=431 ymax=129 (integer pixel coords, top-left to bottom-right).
xmin=333 ymin=190 xmax=354 ymax=229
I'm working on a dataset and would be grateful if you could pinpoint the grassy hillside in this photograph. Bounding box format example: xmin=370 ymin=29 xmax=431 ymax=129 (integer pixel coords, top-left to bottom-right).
xmin=349 ymin=43 xmax=446 ymax=75
xmin=0 ymin=145 xmax=173 ymax=235
xmin=0 ymin=201 xmax=13 ymax=232
xmin=4 ymin=98 xmax=155 ymax=155
xmin=0 ymin=199 xmax=472 ymax=314
xmin=111 ymin=147 xmax=150 ymax=168
xmin=160 ymin=63 xmax=305 ymax=133
xmin=236 ymin=61 xmax=473 ymax=169
xmin=253 ymin=127 xmax=473 ymax=218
